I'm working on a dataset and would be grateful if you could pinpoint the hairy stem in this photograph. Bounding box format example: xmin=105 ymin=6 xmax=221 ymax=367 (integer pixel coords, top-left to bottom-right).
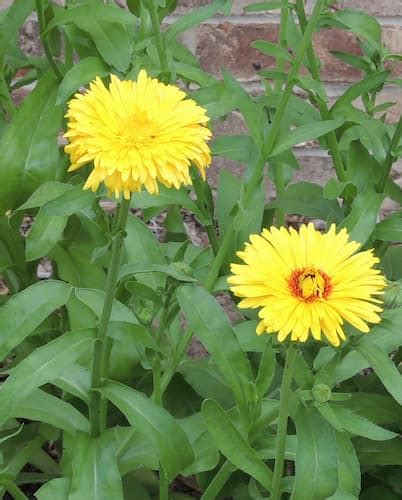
xmin=205 ymin=0 xmax=326 ymax=290
xmin=377 ymin=117 xmax=402 ymax=193
xmin=294 ymin=0 xmax=346 ymax=182
xmin=271 ymin=344 xmax=298 ymax=500
xmin=35 ymin=0 xmax=64 ymax=81
xmin=149 ymin=0 xmax=169 ymax=77
xmin=89 ymin=197 xmax=131 ymax=437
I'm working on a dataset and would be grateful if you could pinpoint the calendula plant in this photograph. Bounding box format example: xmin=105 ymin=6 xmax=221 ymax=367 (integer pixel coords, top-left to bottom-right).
xmin=0 ymin=0 xmax=402 ymax=499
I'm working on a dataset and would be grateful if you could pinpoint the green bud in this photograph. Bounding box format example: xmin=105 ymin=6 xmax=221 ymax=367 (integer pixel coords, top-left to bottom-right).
xmin=312 ymin=383 xmax=332 ymax=403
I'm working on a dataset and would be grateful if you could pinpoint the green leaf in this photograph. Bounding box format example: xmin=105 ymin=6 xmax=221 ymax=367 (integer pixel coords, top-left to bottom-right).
xmin=291 ymin=404 xmax=338 ymax=499
xmin=212 ymin=135 xmax=257 ymax=163
xmin=267 ymin=182 xmax=343 ymax=221
xmin=101 ymin=381 xmax=194 ymax=479
xmin=375 ymin=212 xmax=402 ymax=242
xmin=178 ymin=358 xmax=234 ymax=408
xmin=217 ymin=168 xmax=241 ymax=235
xmin=331 ymin=72 xmax=389 ymax=115
xmin=330 ymin=51 xmax=371 ymax=72
xmin=334 ymin=431 xmax=360 ymax=496
xmin=25 ymin=209 xmax=68 ymax=261
xmin=0 ymin=72 xmax=63 ymax=213
xmin=36 ymin=478 xmax=70 ymax=500
xmin=339 ymin=190 xmax=383 ymax=244
xmin=251 ymin=40 xmax=293 ymax=61
xmin=354 ymin=437 xmax=402 ymax=466
xmin=45 ymin=4 xmax=137 ymax=33
xmin=74 ymin=19 xmax=132 ymax=73
xmin=0 ymin=329 xmax=94 ymax=426
xmin=74 ymin=288 xmax=138 ymax=324
xmin=202 ymin=399 xmax=273 ymax=492
xmin=179 ymin=413 xmax=220 ymax=475
xmin=69 ymin=431 xmax=124 ymax=500
xmin=177 ymin=284 xmax=256 ymax=409
xmin=125 ymin=214 xmax=166 ymax=289
xmin=329 ymin=404 xmax=397 ymax=440
xmin=119 ymin=263 xmax=196 ymax=283
xmin=42 ymin=185 xmax=96 ymax=216
xmin=346 ymin=141 xmax=373 ymax=192
xmin=331 ymin=9 xmax=382 ymax=49
xmin=174 ymin=62 xmax=216 ymax=86
xmin=245 ymin=2 xmax=293 ymax=12
xmin=223 ymin=70 xmax=266 ymax=149
xmin=255 ymin=340 xmax=276 ymax=397
xmin=131 ymin=185 xmax=208 ymax=225
xmin=355 ymin=342 xmax=402 ymax=405
xmin=0 ymin=280 xmax=71 ymax=360
xmin=166 ymin=0 xmax=231 ymax=41
xmin=270 ymin=120 xmax=343 ymax=157
xmin=56 ymin=57 xmax=110 ymax=104
xmin=13 ymin=389 xmax=89 ymax=433
xmin=54 ymin=364 xmax=90 ymax=403
xmin=0 ymin=0 xmax=34 ymax=51
xmin=18 ymin=181 xmax=73 ymax=211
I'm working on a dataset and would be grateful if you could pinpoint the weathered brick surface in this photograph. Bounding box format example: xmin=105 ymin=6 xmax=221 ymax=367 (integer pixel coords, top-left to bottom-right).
xmin=332 ymin=0 xmax=402 ymax=17
xmin=195 ymin=23 xmax=362 ymax=82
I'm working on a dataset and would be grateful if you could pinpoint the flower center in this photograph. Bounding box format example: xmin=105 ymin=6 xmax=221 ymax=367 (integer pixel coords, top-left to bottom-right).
xmin=117 ymin=111 xmax=157 ymax=149
xmin=289 ymin=267 xmax=331 ymax=302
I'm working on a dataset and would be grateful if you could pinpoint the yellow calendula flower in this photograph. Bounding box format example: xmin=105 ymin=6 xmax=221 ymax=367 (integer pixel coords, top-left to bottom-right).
xmin=64 ymin=70 xmax=212 ymax=199
xmin=228 ymin=223 xmax=386 ymax=347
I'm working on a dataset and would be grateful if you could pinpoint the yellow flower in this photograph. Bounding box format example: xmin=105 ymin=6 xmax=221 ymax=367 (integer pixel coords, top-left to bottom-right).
xmin=228 ymin=224 xmax=386 ymax=347
xmin=64 ymin=71 xmax=212 ymax=199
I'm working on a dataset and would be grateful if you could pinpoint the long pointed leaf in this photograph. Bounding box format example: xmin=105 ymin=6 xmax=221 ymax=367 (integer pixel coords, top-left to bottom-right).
xmin=101 ymin=381 xmax=194 ymax=479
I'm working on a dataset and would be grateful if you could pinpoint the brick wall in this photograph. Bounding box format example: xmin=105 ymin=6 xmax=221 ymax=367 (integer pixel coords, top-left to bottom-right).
xmin=2 ymin=0 xmax=402 ymax=211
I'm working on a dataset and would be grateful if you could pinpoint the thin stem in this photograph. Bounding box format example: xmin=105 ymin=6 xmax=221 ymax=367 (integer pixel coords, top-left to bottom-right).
xmin=201 ymin=460 xmax=235 ymax=500
xmin=149 ymin=0 xmax=169 ymax=77
xmin=204 ymin=1 xmax=326 ymax=291
xmin=294 ymin=0 xmax=346 ymax=182
xmin=192 ymin=171 xmax=219 ymax=255
xmin=35 ymin=0 xmax=64 ymax=81
xmin=152 ymin=290 xmax=172 ymax=405
xmin=204 ymin=221 xmax=235 ymax=292
xmin=159 ymin=469 xmax=169 ymax=500
xmin=160 ymin=328 xmax=193 ymax=395
xmin=89 ymin=196 xmax=131 ymax=437
xmin=377 ymin=117 xmax=402 ymax=193
xmin=245 ymin=0 xmax=326 ymax=204
xmin=271 ymin=344 xmax=298 ymax=500
xmin=273 ymin=2 xmax=290 ymax=224
xmin=1 ymin=481 xmax=28 ymax=500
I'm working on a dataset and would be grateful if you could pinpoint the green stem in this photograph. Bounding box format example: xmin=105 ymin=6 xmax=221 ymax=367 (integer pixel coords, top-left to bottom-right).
xmin=160 ymin=328 xmax=193 ymax=395
xmin=271 ymin=344 xmax=298 ymax=500
xmin=152 ymin=291 xmax=172 ymax=405
xmin=245 ymin=0 xmax=326 ymax=204
xmin=192 ymin=171 xmax=219 ymax=255
xmin=377 ymin=117 xmax=402 ymax=193
xmin=35 ymin=0 xmax=64 ymax=81
xmin=149 ymin=0 xmax=169 ymax=77
xmin=201 ymin=460 xmax=235 ymax=500
xmin=204 ymin=1 xmax=326 ymax=291
xmin=204 ymin=221 xmax=235 ymax=292
xmin=294 ymin=0 xmax=346 ymax=182
xmin=2 ymin=481 xmax=28 ymax=500
xmin=159 ymin=469 xmax=169 ymax=500
xmin=273 ymin=2 xmax=290 ymax=225
xmin=89 ymin=196 xmax=131 ymax=437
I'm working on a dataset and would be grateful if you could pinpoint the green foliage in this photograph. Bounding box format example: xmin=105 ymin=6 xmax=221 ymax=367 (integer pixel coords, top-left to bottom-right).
xmin=0 ymin=0 xmax=401 ymax=498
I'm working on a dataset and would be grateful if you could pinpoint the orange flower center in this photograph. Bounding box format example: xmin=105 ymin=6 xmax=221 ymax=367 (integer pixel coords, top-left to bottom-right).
xmin=289 ymin=267 xmax=332 ymax=302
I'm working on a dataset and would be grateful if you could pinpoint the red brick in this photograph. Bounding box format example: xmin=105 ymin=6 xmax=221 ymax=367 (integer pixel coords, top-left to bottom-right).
xmin=196 ymin=22 xmax=362 ymax=82
xmin=331 ymin=0 xmax=402 ymax=17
